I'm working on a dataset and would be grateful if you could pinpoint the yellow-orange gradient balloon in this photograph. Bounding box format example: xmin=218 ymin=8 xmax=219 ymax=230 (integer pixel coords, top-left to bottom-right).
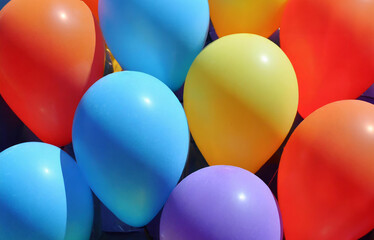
xmin=184 ymin=34 xmax=298 ymax=173
xmin=209 ymin=0 xmax=287 ymax=37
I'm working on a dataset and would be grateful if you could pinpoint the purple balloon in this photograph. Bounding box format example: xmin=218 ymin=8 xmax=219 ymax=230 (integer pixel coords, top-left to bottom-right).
xmin=362 ymin=83 xmax=374 ymax=98
xmin=268 ymin=28 xmax=280 ymax=46
xmin=160 ymin=166 xmax=282 ymax=240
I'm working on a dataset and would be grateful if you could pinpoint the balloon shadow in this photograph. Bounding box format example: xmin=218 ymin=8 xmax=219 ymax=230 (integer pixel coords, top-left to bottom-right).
xmin=0 ymin=195 xmax=52 ymax=239
xmin=256 ymin=113 xmax=304 ymax=197
xmin=60 ymin=151 xmax=94 ymax=240
xmin=99 ymin=231 xmax=149 ymax=240
xmin=0 ymin=95 xmax=24 ymax=151
xmin=358 ymin=96 xmax=374 ymax=105
xmin=72 ymin=104 xmax=182 ymax=229
xmin=100 ymin=202 xmax=141 ymax=233
xmin=361 ymin=83 xmax=374 ymax=99
xmin=144 ymin=135 xmax=208 ymax=240
xmin=0 ymin=95 xmax=40 ymax=152
xmin=359 ymin=230 xmax=374 ymax=240
xmin=179 ymin=134 xmax=209 ymax=181
xmin=90 ymin=195 xmax=103 ymax=240
xmin=269 ymin=29 xmax=280 ymax=47
xmin=82 ymin=18 xmax=106 ymax=94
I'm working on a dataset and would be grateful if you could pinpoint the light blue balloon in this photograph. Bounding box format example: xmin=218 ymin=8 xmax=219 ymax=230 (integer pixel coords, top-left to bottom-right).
xmin=72 ymin=71 xmax=190 ymax=227
xmin=98 ymin=0 xmax=209 ymax=91
xmin=0 ymin=0 xmax=9 ymax=11
xmin=0 ymin=142 xmax=93 ymax=240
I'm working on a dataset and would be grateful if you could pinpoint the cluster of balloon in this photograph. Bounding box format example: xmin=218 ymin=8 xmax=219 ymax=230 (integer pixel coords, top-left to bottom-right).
xmin=0 ymin=142 xmax=93 ymax=240
xmin=0 ymin=0 xmax=105 ymax=146
xmin=160 ymin=166 xmax=282 ymax=240
xmin=72 ymin=71 xmax=190 ymax=227
xmin=278 ymin=100 xmax=374 ymax=239
xmin=184 ymin=34 xmax=298 ymax=173
xmin=98 ymin=0 xmax=209 ymax=91
xmin=80 ymin=1 xmax=124 ymax=72
xmin=281 ymin=0 xmax=374 ymax=118
xmin=209 ymin=0 xmax=287 ymax=38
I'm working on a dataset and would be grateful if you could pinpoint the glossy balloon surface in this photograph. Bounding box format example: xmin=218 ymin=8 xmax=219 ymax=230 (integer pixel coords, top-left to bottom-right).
xmin=184 ymin=34 xmax=298 ymax=172
xmin=160 ymin=166 xmax=282 ymax=240
xmin=0 ymin=0 xmax=105 ymax=146
xmin=281 ymin=0 xmax=374 ymax=117
xmin=82 ymin=0 xmax=99 ymax=19
xmin=99 ymin=0 xmax=209 ymax=91
xmin=0 ymin=142 xmax=93 ymax=240
xmin=73 ymin=71 xmax=189 ymax=227
xmin=209 ymin=0 xmax=287 ymax=37
xmin=279 ymin=100 xmax=374 ymax=239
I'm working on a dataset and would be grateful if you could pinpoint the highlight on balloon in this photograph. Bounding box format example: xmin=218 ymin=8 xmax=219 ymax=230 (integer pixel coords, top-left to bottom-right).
xmin=0 ymin=0 xmax=373 ymax=239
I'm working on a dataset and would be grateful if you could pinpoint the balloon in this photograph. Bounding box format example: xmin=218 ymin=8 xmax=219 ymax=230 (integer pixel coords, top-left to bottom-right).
xmin=363 ymin=84 xmax=374 ymax=99
xmin=0 ymin=0 xmax=105 ymax=146
xmin=98 ymin=0 xmax=209 ymax=91
xmin=106 ymin=47 xmax=123 ymax=72
xmin=358 ymin=96 xmax=374 ymax=105
xmin=208 ymin=21 xmax=219 ymax=42
xmin=281 ymin=0 xmax=374 ymax=118
xmin=73 ymin=71 xmax=189 ymax=227
xmin=0 ymin=142 xmax=93 ymax=240
xmin=269 ymin=29 xmax=280 ymax=46
xmin=184 ymin=34 xmax=298 ymax=173
xmin=278 ymin=100 xmax=374 ymax=240
xmin=100 ymin=203 xmax=139 ymax=233
xmin=160 ymin=166 xmax=282 ymax=240
xmin=0 ymin=0 xmax=9 ymax=10
xmin=209 ymin=0 xmax=287 ymax=38
xmin=82 ymin=0 xmax=99 ymax=19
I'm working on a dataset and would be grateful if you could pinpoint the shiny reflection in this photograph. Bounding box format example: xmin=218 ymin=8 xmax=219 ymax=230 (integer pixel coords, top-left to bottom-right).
xmin=59 ymin=12 xmax=67 ymax=21
xmin=44 ymin=168 xmax=50 ymax=174
xmin=238 ymin=193 xmax=246 ymax=201
xmin=261 ymin=55 xmax=269 ymax=63
xmin=367 ymin=125 xmax=373 ymax=133
xmin=143 ymin=97 xmax=151 ymax=105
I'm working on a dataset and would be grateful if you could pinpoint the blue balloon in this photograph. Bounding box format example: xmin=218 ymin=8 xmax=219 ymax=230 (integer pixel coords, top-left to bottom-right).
xmin=0 ymin=0 xmax=9 ymax=10
xmin=98 ymin=0 xmax=209 ymax=91
xmin=0 ymin=142 xmax=93 ymax=240
xmin=72 ymin=71 xmax=190 ymax=227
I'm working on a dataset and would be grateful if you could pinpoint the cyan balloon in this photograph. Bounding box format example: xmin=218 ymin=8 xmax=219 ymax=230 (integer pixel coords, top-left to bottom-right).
xmin=0 ymin=0 xmax=9 ymax=10
xmin=72 ymin=71 xmax=190 ymax=227
xmin=98 ymin=0 xmax=209 ymax=91
xmin=0 ymin=142 xmax=93 ymax=240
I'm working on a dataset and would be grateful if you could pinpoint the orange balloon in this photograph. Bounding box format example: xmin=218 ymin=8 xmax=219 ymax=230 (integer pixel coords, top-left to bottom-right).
xmin=0 ymin=0 xmax=105 ymax=146
xmin=82 ymin=0 xmax=99 ymax=20
xmin=281 ymin=0 xmax=374 ymax=118
xmin=209 ymin=0 xmax=287 ymax=38
xmin=278 ymin=100 xmax=374 ymax=240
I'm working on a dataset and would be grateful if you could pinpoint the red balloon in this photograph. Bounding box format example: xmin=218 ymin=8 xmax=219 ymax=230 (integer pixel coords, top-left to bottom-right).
xmin=0 ymin=0 xmax=105 ymax=146
xmin=281 ymin=0 xmax=374 ymax=118
xmin=82 ymin=0 xmax=99 ymax=20
xmin=278 ymin=100 xmax=374 ymax=240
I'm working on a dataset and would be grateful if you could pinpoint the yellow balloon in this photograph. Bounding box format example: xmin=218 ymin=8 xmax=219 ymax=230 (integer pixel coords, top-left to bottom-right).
xmin=105 ymin=46 xmax=123 ymax=72
xmin=184 ymin=34 xmax=298 ymax=173
xmin=209 ymin=0 xmax=287 ymax=37
xmin=109 ymin=51 xmax=123 ymax=73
